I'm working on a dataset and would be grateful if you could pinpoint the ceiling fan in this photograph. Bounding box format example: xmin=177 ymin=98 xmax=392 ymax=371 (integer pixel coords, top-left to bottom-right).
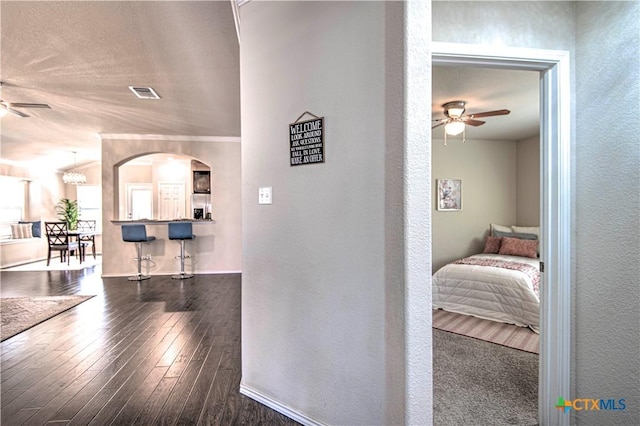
xmin=432 ymin=100 xmax=510 ymax=143
xmin=0 ymin=82 xmax=51 ymax=118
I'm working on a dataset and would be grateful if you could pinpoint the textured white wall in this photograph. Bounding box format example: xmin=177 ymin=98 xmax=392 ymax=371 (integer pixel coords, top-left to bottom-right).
xmin=434 ymin=1 xmax=639 ymax=423
xmin=575 ymin=2 xmax=640 ymax=424
xmin=432 ymin=138 xmax=517 ymax=272
xmin=241 ymin=1 xmax=639 ymax=424
xmin=240 ymin=2 xmax=413 ymax=424
xmin=432 ymin=1 xmax=576 ymax=51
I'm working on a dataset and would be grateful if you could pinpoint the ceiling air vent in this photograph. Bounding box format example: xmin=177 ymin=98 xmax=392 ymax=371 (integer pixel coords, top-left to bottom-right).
xmin=128 ymin=86 xmax=160 ymax=99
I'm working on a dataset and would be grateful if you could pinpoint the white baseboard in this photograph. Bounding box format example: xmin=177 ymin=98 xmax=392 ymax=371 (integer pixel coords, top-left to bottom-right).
xmin=239 ymin=383 xmax=325 ymax=426
xmin=100 ymin=269 xmax=242 ymax=278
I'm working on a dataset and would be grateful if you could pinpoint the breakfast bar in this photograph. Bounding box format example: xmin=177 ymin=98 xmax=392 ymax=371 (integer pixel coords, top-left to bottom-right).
xmin=109 ymin=219 xmax=217 ymax=278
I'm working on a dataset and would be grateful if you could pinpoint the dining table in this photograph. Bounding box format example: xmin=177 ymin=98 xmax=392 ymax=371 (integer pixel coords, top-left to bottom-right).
xmin=66 ymin=230 xmax=99 ymax=263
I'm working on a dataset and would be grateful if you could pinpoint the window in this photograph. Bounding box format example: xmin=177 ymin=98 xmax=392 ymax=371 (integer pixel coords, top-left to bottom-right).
xmin=0 ymin=176 xmax=26 ymax=239
xmin=77 ymin=185 xmax=102 ymax=231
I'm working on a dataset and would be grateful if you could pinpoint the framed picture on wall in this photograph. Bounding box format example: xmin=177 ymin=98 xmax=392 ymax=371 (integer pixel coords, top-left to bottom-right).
xmin=193 ymin=171 xmax=210 ymax=194
xmin=436 ymin=179 xmax=462 ymax=211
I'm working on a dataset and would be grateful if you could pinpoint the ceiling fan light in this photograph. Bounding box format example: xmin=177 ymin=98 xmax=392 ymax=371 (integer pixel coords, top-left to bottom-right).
xmin=447 ymin=107 xmax=465 ymax=118
xmin=445 ymin=121 xmax=465 ymax=136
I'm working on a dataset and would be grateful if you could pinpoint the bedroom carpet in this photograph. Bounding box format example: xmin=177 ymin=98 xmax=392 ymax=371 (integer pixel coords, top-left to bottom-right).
xmin=0 ymin=295 xmax=95 ymax=341
xmin=433 ymin=309 xmax=539 ymax=354
xmin=433 ymin=329 xmax=538 ymax=425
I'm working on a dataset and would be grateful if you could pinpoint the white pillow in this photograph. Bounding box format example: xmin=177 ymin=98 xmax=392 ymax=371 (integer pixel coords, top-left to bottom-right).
xmin=11 ymin=224 xmax=22 ymax=239
xmin=10 ymin=223 xmax=33 ymax=239
xmin=490 ymin=223 xmax=512 ymax=236
xmin=20 ymin=223 xmax=33 ymax=238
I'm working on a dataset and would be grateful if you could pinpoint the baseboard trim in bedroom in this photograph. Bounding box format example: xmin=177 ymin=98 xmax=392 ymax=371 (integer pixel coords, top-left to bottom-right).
xmin=239 ymin=384 xmax=326 ymax=426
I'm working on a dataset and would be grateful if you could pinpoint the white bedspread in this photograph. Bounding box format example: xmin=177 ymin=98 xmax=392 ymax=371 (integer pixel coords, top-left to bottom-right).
xmin=432 ymin=253 xmax=540 ymax=333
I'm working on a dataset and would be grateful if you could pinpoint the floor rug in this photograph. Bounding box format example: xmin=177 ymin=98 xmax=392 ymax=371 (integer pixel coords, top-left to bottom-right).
xmin=433 ymin=309 xmax=539 ymax=354
xmin=1 ymin=295 xmax=95 ymax=341
xmin=1 ymin=255 xmax=101 ymax=272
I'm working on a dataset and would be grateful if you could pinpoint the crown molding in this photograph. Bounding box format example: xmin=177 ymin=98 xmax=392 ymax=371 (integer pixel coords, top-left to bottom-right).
xmin=99 ymin=134 xmax=240 ymax=143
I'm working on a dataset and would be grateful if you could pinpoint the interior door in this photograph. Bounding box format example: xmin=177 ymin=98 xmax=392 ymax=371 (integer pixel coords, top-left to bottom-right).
xmin=125 ymin=184 xmax=153 ymax=220
xmin=158 ymin=182 xmax=185 ymax=220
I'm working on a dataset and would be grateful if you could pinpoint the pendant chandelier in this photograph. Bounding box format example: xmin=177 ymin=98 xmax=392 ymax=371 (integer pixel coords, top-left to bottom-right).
xmin=62 ymin=151 xmax=87 ymax=185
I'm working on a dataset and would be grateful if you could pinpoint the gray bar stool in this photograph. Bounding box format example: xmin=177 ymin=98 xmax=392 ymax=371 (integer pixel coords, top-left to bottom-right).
xmin=121 ymin=224 xmax=156 ymax=281
xmin=168 ymin=222 xmax=196 ymax=280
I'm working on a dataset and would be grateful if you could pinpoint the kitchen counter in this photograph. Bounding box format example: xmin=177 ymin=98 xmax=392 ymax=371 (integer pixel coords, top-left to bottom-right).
xmin=111 ymin=219 xmax=216 ymax=224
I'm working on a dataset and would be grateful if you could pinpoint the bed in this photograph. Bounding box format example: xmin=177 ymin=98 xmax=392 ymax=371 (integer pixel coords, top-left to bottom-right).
xmin=432 ymin=227 xmax=541 ymax=333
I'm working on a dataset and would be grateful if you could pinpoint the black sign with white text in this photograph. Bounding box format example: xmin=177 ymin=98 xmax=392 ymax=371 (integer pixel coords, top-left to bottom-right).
xmin=289 ymin=117 xmax=324 ymax=166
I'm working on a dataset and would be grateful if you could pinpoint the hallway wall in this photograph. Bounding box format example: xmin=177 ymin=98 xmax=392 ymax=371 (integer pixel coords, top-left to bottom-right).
xmin=240 ymin=2 xmax=409 ymax=424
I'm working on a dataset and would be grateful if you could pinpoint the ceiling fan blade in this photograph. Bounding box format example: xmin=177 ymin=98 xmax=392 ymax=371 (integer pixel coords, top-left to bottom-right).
xmin=464 ymin=119 xmax=485 ymax=126
xmin=6 ymin=107 xmax=29 ymax=118
xmin=468 ymin=109 xmax=510 ymax=119
xmin=9 ymin=103 xmax=51 ymax=109
xmin=432 ymin=122 xmax=445 ymax=130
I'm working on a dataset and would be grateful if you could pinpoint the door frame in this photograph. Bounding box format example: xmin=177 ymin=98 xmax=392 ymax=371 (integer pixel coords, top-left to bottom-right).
xmin=431 ymin=42 xmax=571 ymax=426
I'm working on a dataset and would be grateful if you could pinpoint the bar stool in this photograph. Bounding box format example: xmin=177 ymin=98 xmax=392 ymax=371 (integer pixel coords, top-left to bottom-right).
xmin=168 ymin=222 xmax=195 ymax=280
xmin=121 ymin=224 xmax=156 ymax=281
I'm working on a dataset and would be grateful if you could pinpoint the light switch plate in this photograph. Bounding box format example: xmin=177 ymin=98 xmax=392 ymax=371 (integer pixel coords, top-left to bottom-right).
xmin=258 ymin=186 xmax=272 ymax=204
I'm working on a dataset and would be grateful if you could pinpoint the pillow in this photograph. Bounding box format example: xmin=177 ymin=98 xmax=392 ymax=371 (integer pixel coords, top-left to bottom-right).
xmin=10 ymin=224 xmax=22 ymax=239
xmin=511 ymin=226 xmax=540 ymax=255
xmin=20 ymin=224 xmax=33 ymax=238
xmin=483 ymin=236 xmax=502 ymax=254
xmin=493 ymin=230 xmax=538 ymax=240
xmin=512 ymin=226 xmax=540 ymax=239
xmin=490 ymin=223 xmax=512 ymax=236
xmin=19 ymin=220 xmax=41 ymax=238
xmin=10 ymin=223 xmax=35 ymax=239
xmin=499 ymin=237 xmax=538 ymax=258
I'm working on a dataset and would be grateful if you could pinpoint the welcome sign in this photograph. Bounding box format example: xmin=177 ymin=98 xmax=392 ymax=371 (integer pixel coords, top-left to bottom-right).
xmin=289 ymin=113 xmax=324 ymax=166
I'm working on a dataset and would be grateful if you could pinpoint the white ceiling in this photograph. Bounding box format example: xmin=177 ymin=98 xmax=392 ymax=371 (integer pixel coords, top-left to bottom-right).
xmin=1 ymin=2 xmax=539 ymax=172
xmin=0 ymin=1 xmax=240 ymax=171
xmin=432 ymin=66 xmax=540 ymax=142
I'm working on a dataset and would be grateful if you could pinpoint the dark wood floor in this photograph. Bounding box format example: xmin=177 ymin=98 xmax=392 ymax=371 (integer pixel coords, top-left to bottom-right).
xmin=0 ymin=265 xmax=299 ymax=426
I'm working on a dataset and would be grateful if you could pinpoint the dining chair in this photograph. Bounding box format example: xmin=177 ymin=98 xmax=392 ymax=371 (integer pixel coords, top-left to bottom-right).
xmin=77 ymin=220 xmax=97 ymax=259
xmin=44 ymin=221 xmax=82 ymax=266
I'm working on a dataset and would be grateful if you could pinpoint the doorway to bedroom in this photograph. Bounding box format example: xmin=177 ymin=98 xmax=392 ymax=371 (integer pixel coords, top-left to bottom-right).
xmin=429 ymin=42 xmax=572 ymax=426
xmin=431 ymin=64 xmax=542 ymax=424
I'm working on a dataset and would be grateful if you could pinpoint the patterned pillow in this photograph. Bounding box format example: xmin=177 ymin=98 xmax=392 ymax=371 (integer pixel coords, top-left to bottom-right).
xmin=10 ymin=223 xmax=33 ymax=239
xmin=483 ymin=236 xmax=502 ymax=253
xmin=498 ymin=237 xmax=538 ymax=258
xmin=19 ymin=220 xmax=41 ymax=238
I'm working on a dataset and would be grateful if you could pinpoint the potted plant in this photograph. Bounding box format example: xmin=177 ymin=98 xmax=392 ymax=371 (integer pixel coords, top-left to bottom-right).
xmin=56 ymin=198 xmax=79 ymax=230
